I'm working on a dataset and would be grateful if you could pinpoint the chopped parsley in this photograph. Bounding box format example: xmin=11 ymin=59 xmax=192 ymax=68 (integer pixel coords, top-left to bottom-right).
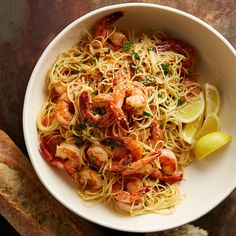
xmin=89 ymin=156 xmax=97 ymax=162
xmin=102 ymin=138 xmax=120 ymax=147
xmin=75 ymin=137 xmax=85 ymax=146
xmin=135 ymin=76 xmax=158 ymax=87
xmin=89 ymin=165 xmax=99 ymax=172
xmin=72 ymin=69 xmax=80 ymax=74
xmin=177 ymin=99 xmax=184 ymax=106
xmin=77 ymin=123 xmax=87 ymax=131
xmin=93 ymin=107 xmax=106 ymax=116
xmin=122 ymin=41 xmax=133 ymax=51
xmin=131 ymin=52 xmax=140 ymax=60
xmin=161 ymin=63 xmax=172 ymax=75
xmin=97 ymin=107 xmax=106 ymax=115
xmin=143 ymin=111 xmax=152 ymax=117
xmin=89 ymin=123 xmax=98 ymax=128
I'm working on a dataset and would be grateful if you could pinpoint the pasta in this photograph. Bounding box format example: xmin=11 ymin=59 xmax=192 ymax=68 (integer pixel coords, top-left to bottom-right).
xmin=37 ymin=12 xmax=203 ymax=216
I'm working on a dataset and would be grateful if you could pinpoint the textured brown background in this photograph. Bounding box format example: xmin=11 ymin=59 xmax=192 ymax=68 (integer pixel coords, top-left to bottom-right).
xmin=0 ymin=0 xmax=236 ymax=235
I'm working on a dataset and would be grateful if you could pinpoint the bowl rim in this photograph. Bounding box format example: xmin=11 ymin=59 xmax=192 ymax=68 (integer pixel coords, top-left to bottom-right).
xmin=23 ymin=2 xmax=236 ymax=233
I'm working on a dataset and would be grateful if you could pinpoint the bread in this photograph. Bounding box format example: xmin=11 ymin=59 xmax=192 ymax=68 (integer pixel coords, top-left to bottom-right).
xmin=0 ymin=130 xmax=105 ymax=236
xmin=146 ymin=224 xmax=208 ymax=236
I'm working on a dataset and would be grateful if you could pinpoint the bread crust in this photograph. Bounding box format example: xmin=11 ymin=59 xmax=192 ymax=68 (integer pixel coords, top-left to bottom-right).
xmin=0 ymin=130 xmax=105 ymax=236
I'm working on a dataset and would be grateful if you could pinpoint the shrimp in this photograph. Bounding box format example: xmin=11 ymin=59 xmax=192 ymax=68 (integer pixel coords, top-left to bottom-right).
xmin=111 ymin=81 xmax=148 ymax=122
xmin=94 ymin=11 xmax=127 ymax=48
xmin=102 ymin=136 xmax=143 ymax=162
xmin=40 ymin=139 xmax=82 ymax=181
xmin=79 ymin=91 xmax=116 ymax=127
xmin=77 ymin=167 xmax=103 ymax=190
xmin=150 ymin=119 xmax=164 ymax=142
xmin=55 ymin=93 xmax=75 ymax=127
xmin=121 ymin=151 xmax=161 ymax=175
xmin=113 ymin=177 xmax=150 ymax=212
xmin=156 ymin=39 xmax=195 ymax=70
xmin=87 ymin=144 xmax=109 ymax=168
xmin=151 ymin=149 xmax=183 ymax=184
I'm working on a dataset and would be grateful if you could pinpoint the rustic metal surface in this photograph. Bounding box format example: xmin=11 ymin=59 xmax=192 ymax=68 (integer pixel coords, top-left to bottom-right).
xmin=0 ymin=0 xmax=235 ymax=235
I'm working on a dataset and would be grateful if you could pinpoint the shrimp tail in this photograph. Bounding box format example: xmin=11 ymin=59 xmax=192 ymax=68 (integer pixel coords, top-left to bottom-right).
xmin=79 ymin=91 xmax=98 ymax=123
xmin=39 ymin=139 xmax=65 ymax=169
xmin=94 ymin=11 xmax=123 ymax=38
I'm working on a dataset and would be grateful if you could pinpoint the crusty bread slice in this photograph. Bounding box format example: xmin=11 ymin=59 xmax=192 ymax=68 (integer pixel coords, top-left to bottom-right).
xmin=146 ymin=224 xmax=208 ymax=236
xmin=0 ymin=130 xmax=105 ymax=236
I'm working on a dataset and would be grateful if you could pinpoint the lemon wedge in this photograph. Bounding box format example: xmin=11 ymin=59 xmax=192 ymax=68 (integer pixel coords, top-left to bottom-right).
xmin=195 ymin=113 xmax=220 ymax=139
xmin=177 ymin=92 xmax=205 ymax=123
xmin=194 ymin=131 xmax=232 ymax=160
xmin=182 ymin=115 xmax=204 ymax=144
xmin=205 ymin=83 xmax=220 ymax=115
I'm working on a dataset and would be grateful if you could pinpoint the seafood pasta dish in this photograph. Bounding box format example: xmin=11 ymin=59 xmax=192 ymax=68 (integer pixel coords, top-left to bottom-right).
xmin=37 ymin=12 xmax=204 ymax=216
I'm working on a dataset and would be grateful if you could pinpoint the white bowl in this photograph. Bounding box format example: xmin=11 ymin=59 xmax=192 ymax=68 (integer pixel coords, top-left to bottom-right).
xmin=23 ymin=3 xmax=236 ymax=233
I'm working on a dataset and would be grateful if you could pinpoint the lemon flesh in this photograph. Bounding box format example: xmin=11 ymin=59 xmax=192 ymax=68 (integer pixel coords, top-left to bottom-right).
xmin=205 ymin=83 xmax=220 ymax=115
xmin=182 ymin=115 xmax=204 ymax=144
xmin=177 ymin=92 xmax=205 ymax=123
xmin=196 ymin=113 xmax=220 ymax=139
xmin=194 ymin=131 xmax=232 ymax=160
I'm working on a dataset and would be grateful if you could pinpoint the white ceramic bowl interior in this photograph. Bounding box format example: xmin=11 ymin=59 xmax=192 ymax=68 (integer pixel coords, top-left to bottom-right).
xmin=23 ymin=3 xmax=236 ymax=233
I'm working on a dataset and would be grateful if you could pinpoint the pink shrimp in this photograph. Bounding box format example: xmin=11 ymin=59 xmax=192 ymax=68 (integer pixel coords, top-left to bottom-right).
xmin=113 ymin=177 xmax=150 ymax=212
xmin=40 ymin=137 xmax=82 ymax=181
xmin=102 ymin=136 xmax=143 ymax=162
xmin=156 ymin=39 xmax=195 ymax=70
xmin=87 ymin=144 xmax=109 ymax=169
xmin=150 ymin=119 xmax=164 ymax=142
xmin=150 ymin=149 xmax=183 ymax=184
xmin=79 ymin=91 xmax=116 ymax=127
xmin=77 ymin=167 xmax=103 ymax=191
xmin=111 ymin=81 xmax=148 ymax=123
xmin=94 ymin=11 xmax=128 ymax=49
xmin=121 ymin=151 xmax=161 ymax=176
xmin=55 ymin=93 xmax=75 ymax=127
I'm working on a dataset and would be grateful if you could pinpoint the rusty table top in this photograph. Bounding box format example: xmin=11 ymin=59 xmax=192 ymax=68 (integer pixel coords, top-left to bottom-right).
xmin=0 ymin=0 xmax=236 ymax=235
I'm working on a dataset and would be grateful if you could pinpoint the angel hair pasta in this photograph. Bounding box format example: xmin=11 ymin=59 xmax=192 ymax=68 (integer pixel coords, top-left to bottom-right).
xmin=37 ymin=12 xmax=204 ymax=216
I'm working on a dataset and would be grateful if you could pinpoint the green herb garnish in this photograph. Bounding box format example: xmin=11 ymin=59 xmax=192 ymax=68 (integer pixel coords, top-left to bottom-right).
xmin=97 ymin=107 xmax=106 ymax=115
xmin=122 ymin=41 xmax=133 ymax=51
xmin=131 ymin=52 xmax=140 ymax=60
xmin=102 ymin=138 xmax=119 ymax=147
xmin=135 ymin=76 xmax=158 ymax=87
xmin=75 ymin=137 xmax=85 ymax=146
xmin=143 ymin=111 xmax=152 ymax=117
xmin=89 ymin=156 xmax=97 ymax=162
xmin=89 ymin=123 xmax=98 ymax=128
xmin=77 ymin=123 xmax=87 ymax=131
xmin=161 ymin=63 xmax=172 ymax=75
xmin=177 ymin=99 xmax=184 ymax=106
xmin=72 ymin=69 xmax=80 ymax=74
xmin=89 ymin=166 xmax=99 ymax=172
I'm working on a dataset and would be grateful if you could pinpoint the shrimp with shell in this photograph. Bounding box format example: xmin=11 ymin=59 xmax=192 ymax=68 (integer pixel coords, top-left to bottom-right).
xmin=156 ymin=39 xmax=195 ymax=70
xmin=39 ymin=136 xmax=83 ymax=182
xmin=79 ymin=91 xmax=117 ymax=127
xmin=111 ymin=81 xmax=148 ymax=123
xmin=112 ymin=177 xmax=150 ymax=212
xmin=94 ymin=11 xmax=128 ymax=49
